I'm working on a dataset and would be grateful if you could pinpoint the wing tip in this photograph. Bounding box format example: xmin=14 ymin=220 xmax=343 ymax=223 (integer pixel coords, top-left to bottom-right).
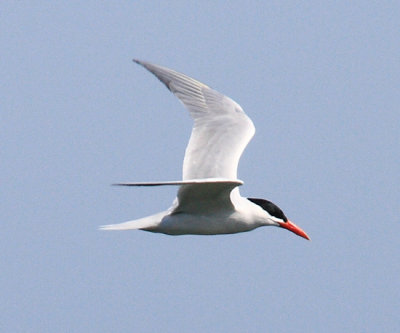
xmin=98 ymin=224 xmax=116 ymax=231
xmin=132 ymin=58 xmax=174 ymax=92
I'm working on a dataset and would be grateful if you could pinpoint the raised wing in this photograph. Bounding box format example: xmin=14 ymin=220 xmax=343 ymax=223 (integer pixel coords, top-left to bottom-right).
xmin=171 ymin=181 xmax=242 ymax=215
xmin=134 ymin=60 xmax=255 ymax=180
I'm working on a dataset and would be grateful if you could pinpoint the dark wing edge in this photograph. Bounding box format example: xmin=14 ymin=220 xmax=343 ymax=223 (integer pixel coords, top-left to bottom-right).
xmin=113 ymin=178 xmax=244 ymax=187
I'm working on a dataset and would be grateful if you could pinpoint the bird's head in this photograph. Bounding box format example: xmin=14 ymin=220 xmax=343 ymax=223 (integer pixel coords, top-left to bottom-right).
xmin=247 ymin=198 xmax=310 ymax=240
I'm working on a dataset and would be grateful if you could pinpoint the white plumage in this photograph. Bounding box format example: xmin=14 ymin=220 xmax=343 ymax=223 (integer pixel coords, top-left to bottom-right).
xmin=100 ymin=60 xmax=309 ymax=240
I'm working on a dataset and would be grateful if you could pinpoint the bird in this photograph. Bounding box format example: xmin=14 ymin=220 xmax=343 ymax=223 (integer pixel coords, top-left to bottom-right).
xmin=100 ymin=60 xmax=310 ymax=240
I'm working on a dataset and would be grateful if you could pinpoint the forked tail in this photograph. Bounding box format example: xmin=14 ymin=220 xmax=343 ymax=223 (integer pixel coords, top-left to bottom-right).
xmin=99 ymin=211 xmax=167 ymax=231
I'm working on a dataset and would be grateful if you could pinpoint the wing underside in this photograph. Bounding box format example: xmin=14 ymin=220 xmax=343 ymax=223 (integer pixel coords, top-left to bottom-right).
xmin=114 ymin=179 xmax=243 ymax=215
xmin=172 ymin=181 xmax=242 ymax=214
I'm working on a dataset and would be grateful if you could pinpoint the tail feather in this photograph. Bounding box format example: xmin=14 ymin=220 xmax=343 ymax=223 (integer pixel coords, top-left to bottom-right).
xmin=99 ymin=211 xmax=166 ymax=231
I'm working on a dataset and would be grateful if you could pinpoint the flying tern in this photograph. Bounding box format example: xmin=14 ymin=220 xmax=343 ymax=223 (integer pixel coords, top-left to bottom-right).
xmin=100 ymin=60 xmax=310 ymax=240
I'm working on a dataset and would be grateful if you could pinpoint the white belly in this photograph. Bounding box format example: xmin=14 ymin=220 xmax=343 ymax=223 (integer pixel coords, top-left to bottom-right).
xmin=147 ymin=211 xmax=260 ymax=235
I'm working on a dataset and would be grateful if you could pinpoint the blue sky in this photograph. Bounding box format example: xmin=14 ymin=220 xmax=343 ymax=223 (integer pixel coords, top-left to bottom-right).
xmin=1 ymin=1 xmax=399 ymax=332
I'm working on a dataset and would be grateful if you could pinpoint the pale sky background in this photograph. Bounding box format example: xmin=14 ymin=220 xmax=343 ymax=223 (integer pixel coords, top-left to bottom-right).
xmin=1 ymin=1 xmax=399 ymax=332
